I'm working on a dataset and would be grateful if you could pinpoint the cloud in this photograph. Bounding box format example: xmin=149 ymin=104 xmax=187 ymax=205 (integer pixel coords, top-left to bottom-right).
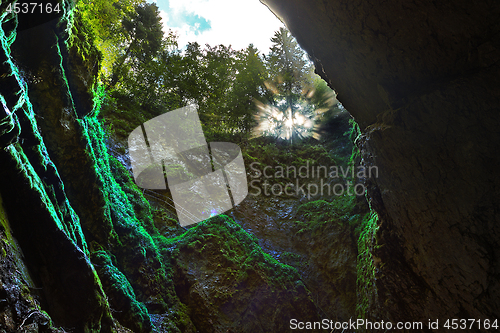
xmin=165 ymin=9 xmax=211 ymax=36
xmin=152 ymin=0 xmax=284 ymax=52
xmin=154 ymin=0 xmax=212 ymax=36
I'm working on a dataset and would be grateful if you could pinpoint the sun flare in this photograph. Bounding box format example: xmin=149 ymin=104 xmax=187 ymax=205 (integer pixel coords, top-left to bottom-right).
xmin=252 ymin=81 xmax=337 ymax=141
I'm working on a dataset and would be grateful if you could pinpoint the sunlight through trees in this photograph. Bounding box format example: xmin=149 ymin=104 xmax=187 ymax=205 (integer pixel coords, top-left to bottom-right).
xmin=77 ymin=0 xmax=338 ymax=143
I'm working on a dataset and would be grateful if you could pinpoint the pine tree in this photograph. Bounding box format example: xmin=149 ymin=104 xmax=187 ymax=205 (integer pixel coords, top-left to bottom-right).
xmin=266 ymin=27 xmax=313 ymax=109
xmin=264 ymin=27 xmax=315 ymax=141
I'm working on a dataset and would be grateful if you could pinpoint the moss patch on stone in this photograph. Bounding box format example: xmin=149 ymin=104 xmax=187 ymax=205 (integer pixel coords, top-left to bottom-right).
xmin=356 ymin=212 xmax=379 ymax=323
xmin=154 ymin=214 xmax=320 ymax=332
xmin=92 ymin=250 xmax=152 ymax=333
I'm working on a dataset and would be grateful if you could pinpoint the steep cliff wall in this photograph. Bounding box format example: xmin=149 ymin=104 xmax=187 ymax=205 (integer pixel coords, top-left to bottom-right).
xmin=0 ymin=2 xmax=116 ymax=331
xmin=261 ymin=0 xmax=500 ymax=328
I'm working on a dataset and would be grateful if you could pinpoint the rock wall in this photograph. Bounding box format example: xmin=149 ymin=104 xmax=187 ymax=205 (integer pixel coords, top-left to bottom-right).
xmin=261 ymin=0 xmax=500 ymax=328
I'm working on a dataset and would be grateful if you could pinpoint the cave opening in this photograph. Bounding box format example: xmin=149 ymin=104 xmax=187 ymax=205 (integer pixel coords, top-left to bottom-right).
xmin=12 ymin=0 xmax=500 ymax=331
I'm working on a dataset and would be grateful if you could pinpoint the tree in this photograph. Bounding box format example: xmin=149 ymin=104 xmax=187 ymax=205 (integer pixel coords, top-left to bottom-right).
xmin=260 ymin=28 xmax=315 ymax=141
xmin=108 ymin=2 xmax=164 ymax=89
xmin=116 ymin=44 xmax=184 ymax=113
xmin=266 ymin=27 xmax=313 ymax=113
xmin=194 ymin=44 xmax=270 ymax=138
xmin=198 ymin=44 xmax=237 ymax=128
xmin=77 ymin=0 xmax=143 ymax=77
xmin=255 ymin=27 xmax=337 ymax=142
xmin=229 ymin=44 xmax=268 ymax=134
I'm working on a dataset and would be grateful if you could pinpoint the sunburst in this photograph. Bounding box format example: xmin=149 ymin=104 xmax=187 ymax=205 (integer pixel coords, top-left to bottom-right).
xmin=252 ymin=80 xmax=337 ymax=141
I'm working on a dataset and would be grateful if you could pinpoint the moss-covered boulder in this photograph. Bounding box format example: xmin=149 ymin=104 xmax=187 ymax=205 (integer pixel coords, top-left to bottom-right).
xmin=161 ymin=215 xmax=321 ymax=333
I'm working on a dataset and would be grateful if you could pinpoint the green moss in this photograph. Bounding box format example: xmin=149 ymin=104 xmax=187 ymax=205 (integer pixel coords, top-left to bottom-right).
xmin=157 ymin=215 xmax=302 ymax=291
xmin=60 ymin=18 xmax=184 ymax=328
xmin=337 ymin=113 xmax=381 ymax=322
xmin=243 ymin=138 xmax=340 ymax=193
xmin=98 ymin=91 xmax=151 ymax=140
xmin=244 ymin=138 xmax=338 ymax=171
xmin=92 ymin=250 xmax=152 ymax=333
xmin=347 ymin=118 xmax=362 ymax=167
xmin=76 ymin=113 xmax=178 ymax=321
xmin=293 ymin=194 xmax=361 ymax=231
xmin=92 ymin=83 xmax=107 ymax=116
xmin=7 ymin=141 xmax=90 ymax=252
xmin=77 ymin=116 xmax=156 ymax=232
xmin=356 ymin=212 xmax=379 ymax=322
xmin=0 ymin=191 xmax=12 ymax=243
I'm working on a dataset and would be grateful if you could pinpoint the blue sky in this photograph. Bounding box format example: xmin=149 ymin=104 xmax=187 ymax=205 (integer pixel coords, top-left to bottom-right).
xmin=149 ymin=0 xmax=284 ymax=52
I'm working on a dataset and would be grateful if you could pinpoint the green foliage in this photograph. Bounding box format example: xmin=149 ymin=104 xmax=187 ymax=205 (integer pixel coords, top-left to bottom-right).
xmin=177 ymin=43 xmax=268 ymax=138
xmin=347 ymin=117 xmax=362 ymax=166
xmin=97 ymin=40 xmax=270 ymax=142
xmin=292 ymin=192 xmax=367 ymax=233
xmin=77 ymin=0 xmax=143 ymax=77
xmin=308 ymin=75 xmax=337 ymax=112
xmin=194 ymin=44 xmax=239 ymax=128
xmin=266 ymin=27 xmax=313 ymax=101
xmin=249 ymin=28 xmax=339 ymax=142
xmin=108 ymin=2 xmax=165 ymax=89
xmin=121 ymin=3 xmax=164 ymax=58
xmin=91 ymin=83 xmax=107 ymax=116
xmin=230 ymin=45 xmax=269 ymax=132
xmin=76 ymin=2 xmax=338 ymax=142
xmin=243 ymin=137 xmax=338 ymax=183
xmin=99 ymin=90 xmax=151 ymax=140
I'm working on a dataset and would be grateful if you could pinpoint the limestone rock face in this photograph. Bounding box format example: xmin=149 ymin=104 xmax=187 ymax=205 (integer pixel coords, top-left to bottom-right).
xmin=261 ymin=0 xmax=500 ymax=324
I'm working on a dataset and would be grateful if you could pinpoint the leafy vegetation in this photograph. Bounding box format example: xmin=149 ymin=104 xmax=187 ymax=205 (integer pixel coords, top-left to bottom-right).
xmin=77 ymin=0 xmax=338 ymax=145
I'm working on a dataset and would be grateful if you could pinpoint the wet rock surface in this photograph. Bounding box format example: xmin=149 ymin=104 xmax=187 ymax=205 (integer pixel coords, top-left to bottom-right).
xmin=230 ymin=196 xmax=360 ymax=322
xmin=168 ymin=215 xmax=322 ymax=333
